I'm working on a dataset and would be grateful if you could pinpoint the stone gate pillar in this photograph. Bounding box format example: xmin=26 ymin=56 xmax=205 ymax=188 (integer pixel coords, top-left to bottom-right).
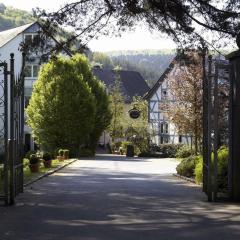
xmin=227 ymin=41 xmax=240 ymax=201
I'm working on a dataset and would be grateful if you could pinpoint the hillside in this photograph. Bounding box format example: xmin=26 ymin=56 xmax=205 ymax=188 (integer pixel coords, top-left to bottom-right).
xmin=0 ymin=3 xmax=34 ymax=32
xmin=106 ymin=50 xmax=176 ymax=87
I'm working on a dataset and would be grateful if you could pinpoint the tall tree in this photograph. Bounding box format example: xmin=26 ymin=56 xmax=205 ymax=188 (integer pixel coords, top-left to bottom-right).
xmin=71 ymin=54 xmax=112 ymax=154
xmin=26 ymin=55 xmax=96 ymax=154
xmin=108 ymin=76 xmax=125 ymax=143
xmin=167 ymin=52 xmax=203 ymax=154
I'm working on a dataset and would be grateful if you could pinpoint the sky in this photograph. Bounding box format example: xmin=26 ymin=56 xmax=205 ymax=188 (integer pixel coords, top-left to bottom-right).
xmin=0 ymin=0 xmax=176 ymax=52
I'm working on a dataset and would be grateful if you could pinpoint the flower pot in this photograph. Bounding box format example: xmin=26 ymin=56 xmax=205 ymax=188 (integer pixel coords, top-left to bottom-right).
xmin=29 ymin=163 xmax=39 ymax=173
xmin=57 ymin=156 xmax=64 ymax=161
xmin=43 ymin=160 xmax=52 ymax=168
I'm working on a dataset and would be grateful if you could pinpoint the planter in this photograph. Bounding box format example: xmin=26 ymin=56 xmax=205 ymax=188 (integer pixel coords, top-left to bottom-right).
xmin=57 ymin=156 xmax=64 ymax=161
xmin=43 ymin=160 xmax=52 ymax=168
xmin=29 ymin=163 xmax=39 ymax=173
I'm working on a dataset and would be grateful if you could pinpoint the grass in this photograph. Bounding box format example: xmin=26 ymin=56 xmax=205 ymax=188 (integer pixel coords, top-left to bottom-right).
xmin=0 ymin=158 xmax=74 ymax=193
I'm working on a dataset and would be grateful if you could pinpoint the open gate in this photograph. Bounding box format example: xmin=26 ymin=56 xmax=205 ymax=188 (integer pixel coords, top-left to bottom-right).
xmin=203 ymin=55 xmax=230 ymax=201
xmin=0 ymin=53 xmax=25 ymax=205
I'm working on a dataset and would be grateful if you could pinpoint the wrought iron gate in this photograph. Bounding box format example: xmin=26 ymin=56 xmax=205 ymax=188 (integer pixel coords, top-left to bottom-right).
xmin=0 ymin=53 xmax=25 ymax=205
xmin=203 ymin=55 xmax=230 ymax=201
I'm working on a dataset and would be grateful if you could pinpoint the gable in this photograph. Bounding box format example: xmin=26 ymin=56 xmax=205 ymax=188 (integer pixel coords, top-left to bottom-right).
xmin=144 ymin=56 xmax=176 ymax=100
xmin=0 ymin=22 xmax=38 ymax=48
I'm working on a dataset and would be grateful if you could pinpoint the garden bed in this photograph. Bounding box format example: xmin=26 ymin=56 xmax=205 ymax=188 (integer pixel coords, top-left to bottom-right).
xmin=24 ymin=158 xmax=77 ymax=186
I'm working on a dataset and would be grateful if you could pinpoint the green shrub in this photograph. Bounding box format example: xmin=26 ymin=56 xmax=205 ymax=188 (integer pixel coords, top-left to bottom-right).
xmin=217 ymin=146 xmax=228 ymax=190
xmin=194 ymin=156 xmax=203 ymax=184
xmin=176 ymin=145 xmax=194 ymax=158
xmin=42 ymin=152 xmax=52 ymax=161
xmin=158 ymin=144 xmax=183 ymax=158
xmin=176 ymin=155 xmax=200 ymax=178
xmin=194 ymin=146 xmax=228 ymax=189
xmin=29 ymin=154 xmax=39 ymax=165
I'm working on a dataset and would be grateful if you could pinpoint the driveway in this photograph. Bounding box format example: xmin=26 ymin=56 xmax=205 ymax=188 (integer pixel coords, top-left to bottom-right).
xmin=0 ymin=154 xmax=240 ymax=240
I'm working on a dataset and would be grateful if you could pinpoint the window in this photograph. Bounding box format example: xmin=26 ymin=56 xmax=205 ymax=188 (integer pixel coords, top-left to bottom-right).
xmin=24 ymin=65 xmax=32 ymax=77
xmin=161 ymin=89 xmax=167 ymax=100
xmin=160 ymin=122 xmax=169 ymax=134
xmin=165 ymin=123 xmax=169 ymax=134
xmin=24 ymin=65 xmax=40 ymax=78
xmin=179 ymin=135 xmax=182 ymax=143
xmin=24 ymin=34 xmax=40 ymax=45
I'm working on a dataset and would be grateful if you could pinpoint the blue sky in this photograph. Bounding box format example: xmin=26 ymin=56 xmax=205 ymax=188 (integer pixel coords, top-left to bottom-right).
xmin=0 ymin=0 xmax=176 ymax=52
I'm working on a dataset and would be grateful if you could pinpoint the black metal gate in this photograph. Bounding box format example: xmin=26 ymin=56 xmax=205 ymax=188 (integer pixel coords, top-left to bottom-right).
xmin=0 ymin=53 xmax=25 ymax=205
xmin=203 ymin=55 xmax=230 ymax=201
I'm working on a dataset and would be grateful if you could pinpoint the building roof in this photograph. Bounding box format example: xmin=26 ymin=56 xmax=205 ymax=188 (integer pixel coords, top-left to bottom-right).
xmin=93 ymin=68 xmax=150 ymax=103
xmin=0 ymin=22 xmax=36 ymax=48
xmin=144 ymin=56 xmax=176 ymax=100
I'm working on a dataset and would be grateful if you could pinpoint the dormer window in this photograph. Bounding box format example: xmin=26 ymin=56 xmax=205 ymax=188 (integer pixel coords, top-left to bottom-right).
xmin=24 ymin=34 xmax=40 ymax=45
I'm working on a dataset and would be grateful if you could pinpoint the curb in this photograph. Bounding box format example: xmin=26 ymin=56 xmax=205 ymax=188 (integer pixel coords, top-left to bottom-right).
xmin=24 ymin=159 xmax=78 ymax=187
xmin=173 ymin=173 xmax=201 ymax=185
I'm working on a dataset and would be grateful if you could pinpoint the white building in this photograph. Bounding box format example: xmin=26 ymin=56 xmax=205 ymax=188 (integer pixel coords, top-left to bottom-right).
xmin=144 ymin=57 xmax=192 ymax=146
xmin=0 ymin=22 xmax=70 ymax=152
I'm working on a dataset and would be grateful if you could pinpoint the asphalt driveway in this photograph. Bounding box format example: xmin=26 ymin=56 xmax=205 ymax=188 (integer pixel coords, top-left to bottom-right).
xmin=0 ymin=154 xmax=240 ymax=240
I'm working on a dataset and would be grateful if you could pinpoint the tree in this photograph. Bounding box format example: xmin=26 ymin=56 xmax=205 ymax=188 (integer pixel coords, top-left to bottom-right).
xmin=26 ymin=55 xmax=96 ymax=154
xmin=167 ymin=52 xmax=203 ymax=154
xmin=35 ymin=0 xmax=240 ymax=52
xmin=71 ymin=54 xmax=112 ymax=153
xmin=90 ymin=52 xmax=114 ymax=69
xmin=108 ymin=76 xmax=125 ymax=143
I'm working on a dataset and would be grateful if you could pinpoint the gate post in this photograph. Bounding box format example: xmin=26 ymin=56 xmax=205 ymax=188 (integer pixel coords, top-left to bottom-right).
xmin=227 ymin=43 xmax=240 ymax=201
xmin=9 ymin=53 xmax=15 ymax=205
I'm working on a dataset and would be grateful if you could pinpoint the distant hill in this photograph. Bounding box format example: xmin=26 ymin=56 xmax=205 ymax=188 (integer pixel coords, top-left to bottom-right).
xmin=106 ymin=49 xmax=176 ymax=87
xmin=0 ymin=3 xmax=34 ymax=32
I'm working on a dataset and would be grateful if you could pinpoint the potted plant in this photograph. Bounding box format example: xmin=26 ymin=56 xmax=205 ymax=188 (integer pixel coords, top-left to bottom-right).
xmin=29 ymin=154 xmax=39 ymax=173
xmin=57 ymin=149 xmax=64 ymax=161
xmin=43 ymin=152 xmax=52 ymax=168
xmin=63 ymin=149 xmax=69 ymax=160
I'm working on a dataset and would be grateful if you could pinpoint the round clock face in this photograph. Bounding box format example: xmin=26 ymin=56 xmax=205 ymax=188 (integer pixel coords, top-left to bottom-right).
xmin=129 ymin=108 xmax=140 ymax=119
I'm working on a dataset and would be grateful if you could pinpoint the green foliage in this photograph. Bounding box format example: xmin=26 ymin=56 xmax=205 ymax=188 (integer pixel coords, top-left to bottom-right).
xmin=157 ymin=144 xmax=183 ymax=158
xmin=217 ymin=146 xmax=228 ymax=190
xmin=194 ymin=146 xmax=228 ymax=189
xmin=108 ymin=76 xmax=125 ymax=142
xmin=26 ymin=54 xmax=96 ymax=154
xmin=29 ymin=154 xmax=39 ymax=165
xmin=79 ymin=148 xmax=94 ymax=157
xmin=42 ymin=152 xmax=52 ymax=161
xmin=25 ymin=150 xmax=37 ymax=160
xmin=195 ymin=157 xmax=203 ymax=184
xmin=91 ymin=52 xmax=114 ymax=69
xmin=0 ymin=4 xmax=34 ymax=31
xmin=71 ymin=54 xmax=111 ymax=154
xmin=176 ymin=145 xmax=194 ymax=158
xmin=176 ymin=155 xmax=200 ymax=178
